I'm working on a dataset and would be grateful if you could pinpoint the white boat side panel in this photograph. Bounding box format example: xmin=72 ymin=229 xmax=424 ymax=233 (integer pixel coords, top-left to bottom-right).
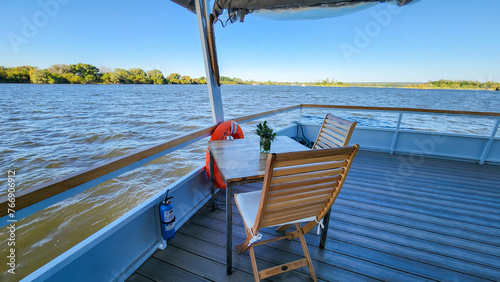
xmin=300 ymin=123 xmax=321 ymax=144
xmin=395 ymin=132 xmax=487 ymax=161
xmin=169 ymin=165 xmax=212 ymax=228
xmin=43 ymin=208 xmax=159 ymax=282
xmin=276 ymin=124 xmax=298 ymax=137
xmin=24 ymin=166 xmax=212 ymax=282
xmin=486 ymin=139 xmax=500 ymax=163
xmin=350 ymin=127 xmax=395 ymax=151
xmin=298 ymin=123 xmax=500 ymax=164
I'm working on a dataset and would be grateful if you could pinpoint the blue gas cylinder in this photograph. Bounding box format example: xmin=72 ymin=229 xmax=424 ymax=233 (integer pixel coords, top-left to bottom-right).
xmin=159 ymin=194 xmax=175 ymax=241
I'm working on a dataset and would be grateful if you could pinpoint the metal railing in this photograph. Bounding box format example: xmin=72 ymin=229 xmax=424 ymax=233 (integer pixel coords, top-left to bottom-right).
xmin=0 ymin=105 xmax=301 ymax=220
xmin=301 ymin=104 xmax=500 ymax=164
xmin=2 ymin=104 xmax=499 ymax=220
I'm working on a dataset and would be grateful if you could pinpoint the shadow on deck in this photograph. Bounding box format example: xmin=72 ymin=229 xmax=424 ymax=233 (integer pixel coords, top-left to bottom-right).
xmin=128 ymin=151 xmax=500 ymax=281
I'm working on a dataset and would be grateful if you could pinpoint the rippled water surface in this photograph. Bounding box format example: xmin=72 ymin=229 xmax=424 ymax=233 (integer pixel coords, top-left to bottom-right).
xmin=1 ymin=84 xmax=499 ymax=280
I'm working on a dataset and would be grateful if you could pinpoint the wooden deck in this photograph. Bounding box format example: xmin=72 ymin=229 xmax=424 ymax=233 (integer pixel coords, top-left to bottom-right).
xmin=128 ymin=151 xmax=500 ymax=281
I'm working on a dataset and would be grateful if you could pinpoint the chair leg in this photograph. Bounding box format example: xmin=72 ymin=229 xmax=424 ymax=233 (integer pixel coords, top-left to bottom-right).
xmin=296 ymin=223 xmax=317 ymax=282
xmin=241 ymin=227 xmax=261 ymax=281
xmin=241 ymin=224 xmax=317 ymax=281
xmin=248 ymin=245 xmax=260 ymax=282
xmin=236 ymin=236 xmax=253 ymax=254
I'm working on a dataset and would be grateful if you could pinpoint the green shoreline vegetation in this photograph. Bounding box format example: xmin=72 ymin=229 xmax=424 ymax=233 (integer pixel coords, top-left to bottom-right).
xmin=1 ymin=64 xmax=498 ymax=91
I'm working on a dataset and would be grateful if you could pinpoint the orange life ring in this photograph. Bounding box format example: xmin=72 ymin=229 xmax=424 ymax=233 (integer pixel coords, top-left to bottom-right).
xmin=205 ymin=120 xmax=244 ymax=189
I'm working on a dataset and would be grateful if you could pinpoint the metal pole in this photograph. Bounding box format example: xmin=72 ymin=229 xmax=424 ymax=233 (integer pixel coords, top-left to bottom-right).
xmin=479 ymin=118 xmax=499 ymax=164
xmin=195 ymin=0 xmax=224 ymax=125
xmin=390 ymin=112 xmax=403 ymax=154
xmin=226 ymin=183 xmax=233 ymax=275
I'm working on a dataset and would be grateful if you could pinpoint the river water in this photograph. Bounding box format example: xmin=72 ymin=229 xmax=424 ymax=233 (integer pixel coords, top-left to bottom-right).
xmin=1 ymin=84 xmax=499 ymax=280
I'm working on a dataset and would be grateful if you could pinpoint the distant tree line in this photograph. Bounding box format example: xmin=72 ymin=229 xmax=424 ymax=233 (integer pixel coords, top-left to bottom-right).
xmin=342 ymin=80 xmax=499 ymax=91
xmin=1 ymin=65 xmax=498 ymax=91
xmin=303 ymin=78 xmax=499 ymax=91
xmin=415 ymin=80 xmax=499 ymax=91
xmin=0 ymin=64 xmax=208 ymax=85
xmin=0 ymin=64 xmax=303 ymax=86
xmin=308 ymin=78 xmax=344 ymax=86
xmin=306 ymin=78 xmax=499 ymax=90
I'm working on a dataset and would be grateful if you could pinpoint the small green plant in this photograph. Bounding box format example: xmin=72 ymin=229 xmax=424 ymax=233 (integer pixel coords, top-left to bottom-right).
xmin=255 ymin=121 xmax=277 ymax=141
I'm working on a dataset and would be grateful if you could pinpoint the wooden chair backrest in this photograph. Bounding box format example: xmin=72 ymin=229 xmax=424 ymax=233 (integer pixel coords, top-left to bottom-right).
xmin=313 ymin=114 xmax=357 ymax=149
xmin=252 ymin=145 xmax=359 ymax=234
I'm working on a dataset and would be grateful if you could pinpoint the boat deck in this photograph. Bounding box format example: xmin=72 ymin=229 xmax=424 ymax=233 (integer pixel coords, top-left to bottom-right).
xmin=128 ymin=151 xmax=500 ymax=281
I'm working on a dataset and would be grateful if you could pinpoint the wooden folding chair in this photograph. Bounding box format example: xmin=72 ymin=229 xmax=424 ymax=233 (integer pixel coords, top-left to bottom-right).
xmin=275 ymin=114 xmax=357 ymax=235
xmin=234 ymin=145 xmax=360 ymax=281
xmin=313 ymin=114 xmax=357 ymax=149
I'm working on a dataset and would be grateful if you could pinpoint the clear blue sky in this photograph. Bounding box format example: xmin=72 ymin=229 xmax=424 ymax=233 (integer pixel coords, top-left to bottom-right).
xmin=1 ymin=0 xmax=499 ymax=83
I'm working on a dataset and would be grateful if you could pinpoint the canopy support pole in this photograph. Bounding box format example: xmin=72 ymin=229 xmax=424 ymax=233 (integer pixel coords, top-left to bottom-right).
xmin=195 ymin=0 xmax=224 ymax=125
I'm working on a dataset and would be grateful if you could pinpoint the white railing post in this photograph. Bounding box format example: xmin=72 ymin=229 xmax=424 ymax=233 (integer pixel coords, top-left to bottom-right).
xmin=479 ymin=118 xmax=499 ymax=164
xmin=390 ymin=112 xmax=403 ymax=154
xmin=195 ymin=0 xmax=224 ymax=125
xmin=298 ymin=106 xmax=302 ymax=124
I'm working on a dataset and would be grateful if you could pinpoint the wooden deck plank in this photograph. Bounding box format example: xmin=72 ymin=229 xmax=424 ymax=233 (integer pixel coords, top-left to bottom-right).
xmin=349 ymin=164 xmax=500 ymax=195
xmin=131 ymin=150 xmax=500 ymax=282
xmin=350 ymin=157 xmax=500 ymax=183
xmin=351 ymin=172 xmax=500 ymax=201
xmin=301 ymin=231 xmax=490 ymax=281
xmin=329 ymin=229 xmax=499 ymax=281
xmin=357 ymin=151 xmax=500 ymax=176
xmin=152 ymin=245 xmax=215 ymax=278
xmin=189 ymin=209 xmax=433 ymax=281
xmin=182 ymin=213 xmax=368 ymax=281
xmin=355 ymin=153 xmax=500 ymax=180
xmin=335 ymin=197 xmax=500 ymax=237
xmin=341 ymin=187 xmax=500 ymax=221
xmin=178 ymin=208 xmax=376 ymax=281
xmin=217 ymin=187 xmax=499 ymax=280
xmin=331 ymin=211 xmax=500 ymax=256
xmin=134 ymin=256 xmax=209 ymax=282
xmin=338 ymin=192 xmax=500 ymax=229
xmin=333 ymin=204 xmax=500 ymax=247
xmin=331 ymin=219 xmax=500 ymax=271
xmin=213 ymin=198 xmax=500 ymax=249
xmin=172 ymin=227 xmax=330 ymax=282
xmin=345 ymin=176 xmax=500 ymax=208
xmin=353 ymin=157 xmax=500 ymax=190
xmin=154 ymin=242 xmax=259 ymax=282
xmin=125 ymin=273 xmax=154 ymax=282
xmin=197 ymin=203 xmax=496 ymax=281
xmin=190 ymin=214 xmax=411 ymax=281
